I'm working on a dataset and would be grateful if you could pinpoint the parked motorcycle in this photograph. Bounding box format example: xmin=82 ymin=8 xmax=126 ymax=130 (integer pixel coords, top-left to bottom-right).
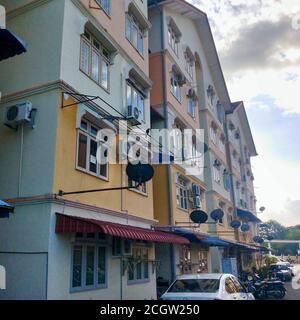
xmin=240 ymin=272 xmax=286 ymax=300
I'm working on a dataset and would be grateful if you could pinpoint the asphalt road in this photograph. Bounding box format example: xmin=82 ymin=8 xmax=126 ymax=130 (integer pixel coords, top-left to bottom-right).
xmin=284 ymin=264 xmax=300 ymax=300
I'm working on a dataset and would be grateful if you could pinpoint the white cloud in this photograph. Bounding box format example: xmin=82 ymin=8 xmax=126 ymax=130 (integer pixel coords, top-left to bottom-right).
xmin=187 ymin=0 xmax=300 ymax=226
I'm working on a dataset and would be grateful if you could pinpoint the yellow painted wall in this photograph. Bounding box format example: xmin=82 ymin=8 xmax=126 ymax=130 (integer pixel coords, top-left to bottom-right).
xmin=152 ymin=165 xmax=169 ymax=226
xmin=152 ymin=162 xmax=208 ymax=234
xmin=52 ymin=95 xmax=154 ymax=221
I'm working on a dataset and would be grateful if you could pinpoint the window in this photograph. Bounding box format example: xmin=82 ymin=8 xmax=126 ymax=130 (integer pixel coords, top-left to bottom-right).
xmin=210 ymin=127 xmax=217 ymax=144
xmin=80 ymin=30 xmax=110 ymax=90
xmin=176 ymin=177 xmax=188 ymax=210
xmin=170 ymin=74 xmax=181 ymax=101
xmin=185 ymin=56 xmax=193 ymax=78
xmin=128 ymin=247 xmax=149 ymax=283
xmin=168 ymin=28 xmax=179 ymax=55
xmin=77 ymin=119 xmax=109 ymax=179
xmin=71 ymin=244 xmax=107 ymax=290
xmin=219 ymin=135 xmax=225 ymax=153
xmin=128 ymin=178 xmax=147 ymax=194
xmin=96 ymin=0 xmax=110 ymax=15
xmin=197 ymin=250 xmax=208 ymax=273
xmin=126 ymin=14 xmax=144 ymax=55
xmin=223 ymin=169 xmax=231 ymax=191
xmin=168 ymin=279 xmax=220 ymax=293
xmin=213 ymin=166 xmax=221 ymax=183
xmin=127 ymin=83 xmax=145 ymax=121
xmin=112 ymin=237 xmax=133 ymax=256
xmin=216 ymin=101 xmax=225 ymax=124
xmin=187 ymin=97 xmax=196 ymax=118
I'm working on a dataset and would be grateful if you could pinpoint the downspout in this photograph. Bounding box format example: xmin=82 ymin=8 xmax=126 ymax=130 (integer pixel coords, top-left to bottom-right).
xmin=155 ymin=0 xmax=176 ymax=282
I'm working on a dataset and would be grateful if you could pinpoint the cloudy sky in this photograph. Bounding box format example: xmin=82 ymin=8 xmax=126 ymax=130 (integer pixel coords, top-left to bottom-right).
xmin=189 ymin=0 xmax=300 ymax=226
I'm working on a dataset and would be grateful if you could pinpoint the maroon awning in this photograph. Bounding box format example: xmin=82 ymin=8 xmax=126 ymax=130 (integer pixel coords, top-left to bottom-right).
xmin=55 ymin=213 xmax=189 ymax=244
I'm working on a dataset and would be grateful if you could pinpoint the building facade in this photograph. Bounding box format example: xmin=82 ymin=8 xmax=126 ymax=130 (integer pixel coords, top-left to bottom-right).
xmin=148 ymin=0 xmax=262 ymax=282
xmin=0 ymin=0 xmax=189 ymax=300
xmin=0 ymin=0 xmax=262 ymax=300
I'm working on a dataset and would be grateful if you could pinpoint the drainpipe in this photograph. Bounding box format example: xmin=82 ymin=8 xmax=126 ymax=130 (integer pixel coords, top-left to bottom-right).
xmin=154 ymin=0 xmax=176 ymax=282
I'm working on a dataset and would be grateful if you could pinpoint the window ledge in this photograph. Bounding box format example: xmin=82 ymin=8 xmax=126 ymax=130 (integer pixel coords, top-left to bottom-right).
xmin=76 ymin=167 xmax=109 ymax=182
xmin=127 ymin=279 xmax=150 ymax=286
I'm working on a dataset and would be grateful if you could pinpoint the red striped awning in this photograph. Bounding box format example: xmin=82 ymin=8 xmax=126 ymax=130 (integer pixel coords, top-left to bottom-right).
xmin=55 ymin=213 xmax=189 ymax=244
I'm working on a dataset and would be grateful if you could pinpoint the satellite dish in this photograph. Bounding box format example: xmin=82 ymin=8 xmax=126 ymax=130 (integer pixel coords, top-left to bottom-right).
xmin=253 ymin=236 xmax=264 ymax=244
xmin=210 ymin=209 xmax=224 ymax=222
xmin=266 ymin=235 xmax=274 ymax=241
xmin=190 ymin=210 xmax=208 ymax=224
xmin=241 ymin=224 xmax=250 ymax=232
xmin=259 ymin=223 xmax=268 ymax=228
xmin=126 ymin=162 xmax=154 ymax=184
xmin=230 ymin=220 xmax=241 ymax=229
xmin=259 ymin=207 xmax=266 ymax=213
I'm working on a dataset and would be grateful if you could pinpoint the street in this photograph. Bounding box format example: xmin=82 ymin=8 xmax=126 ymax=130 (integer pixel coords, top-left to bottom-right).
xmin=284 ymin=264 xmax=300 ymax=300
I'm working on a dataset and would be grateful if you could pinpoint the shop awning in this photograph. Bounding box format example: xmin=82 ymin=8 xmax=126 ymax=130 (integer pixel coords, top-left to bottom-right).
xmin=170 ymin=228 xmax=206 ymax=243
xmin=0 ymin=28 xmax=27 ymax=62
xmin=55 ymin=214 xmax=189 ymax=244
xmin=237 ymin=208 xmax=261 ymax=224
xmin=0 ymin=200 xmax=14 ymax=218
xmin=201 ymin=237 xmax=231 ymax=247
xmin=168 ymin=228 xmax=230 ymax=247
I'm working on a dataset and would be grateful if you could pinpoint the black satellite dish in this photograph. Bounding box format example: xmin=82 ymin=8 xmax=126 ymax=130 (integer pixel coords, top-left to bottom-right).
xmin=190 ymin=210 xmax=208 ymax=224
xmin=126 ymin=162 xmax=154 ymax=184
xmin=210 ymin=209 xmax=224 ymax=222
xmin=266 ymin=235 xmax=274 ymax=241
xmin=241 ymin=224 xmax=250 ymax=232
xmin=230 ymin=220 xmax=241 ymax=229
xmin=253 ymin=236 xmax=264 ymax=244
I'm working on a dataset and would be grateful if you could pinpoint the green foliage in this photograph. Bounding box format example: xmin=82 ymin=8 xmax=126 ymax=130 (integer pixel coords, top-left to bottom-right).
xmin=287 ymin=256 xmax=295 ymax=264
xmin=259 ymin=221 xmax=300 ymax=255
xmin=264 ymin=255 xmax=278 ymax=266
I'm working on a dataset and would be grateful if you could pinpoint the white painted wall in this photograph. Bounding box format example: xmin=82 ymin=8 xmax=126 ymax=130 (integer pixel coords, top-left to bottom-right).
xmin=0 ymin=204 xmax=51 ymax=299
xmin=47 ymin=204 xmax=157 ymax=300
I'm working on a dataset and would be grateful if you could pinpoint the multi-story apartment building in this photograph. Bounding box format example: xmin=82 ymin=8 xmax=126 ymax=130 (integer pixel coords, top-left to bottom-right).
xmin=148 ymin=0 xmax=236 ymax=284
xmin=0 ymin=3 xmax=27 ymax=291
xmin=0 ymin=0 xmax=190 ymax=300
xmin=148 ymin=0 xmax=262 ymax=281
xmin=225 ymin=101 xmax=261 ymax=270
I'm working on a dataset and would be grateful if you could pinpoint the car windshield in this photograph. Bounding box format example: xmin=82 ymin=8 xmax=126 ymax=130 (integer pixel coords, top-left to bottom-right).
xmin=168 ymin=279 xmax=220 ymax=293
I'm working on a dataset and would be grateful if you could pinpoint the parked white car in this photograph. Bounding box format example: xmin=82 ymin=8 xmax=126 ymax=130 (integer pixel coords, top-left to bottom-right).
xmin=160 ymin=273 xmax=255 ymax=301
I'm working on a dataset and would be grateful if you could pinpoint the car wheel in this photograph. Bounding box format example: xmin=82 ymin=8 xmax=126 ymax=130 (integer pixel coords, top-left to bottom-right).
xmin=275 ymin=289 xmax=285 ymax=299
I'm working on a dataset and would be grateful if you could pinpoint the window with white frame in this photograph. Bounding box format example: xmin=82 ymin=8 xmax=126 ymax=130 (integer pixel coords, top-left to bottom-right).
xmin=176 ymin=177 xmax=189 ymax=210
xmin=126 ymin=82 xmax=145 ymax=121
xmin=126 ymin=14 xmax=144 ymax=55
xmin=210 ymin=126 xmax=217 ymax=144
xmin=168 ymin=27 xmax=179 ymax=56
xmin=95 ymin=0 xmax=110 ymax=15
xmin=187 ymin=97 xmax=196 ymax=118
xmin=77 ymin=119 xmax=109 ymax=179
xmin=71 ymin=243 xmax=107 ymax=290
xmin=219 ymin=135 xmax=225 ymax=153
xmin=128 ymin=247 xmax=149 ymax=282
xmin=80 ymin=30 xmax=110 ymax=90
xmin=170 ymin=74 xmax=181 ymax=101
xmin=213 ymin=165 xmax=221 ymax=183
xmin=185 ymin=55 xmax=193 ymax=78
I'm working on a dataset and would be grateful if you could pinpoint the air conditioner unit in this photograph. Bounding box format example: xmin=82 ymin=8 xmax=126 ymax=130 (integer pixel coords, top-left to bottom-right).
xmin=6 ymin=101 xmax=32 ymax=125
xmin=127 ymin=105 xmax=142 ymax=126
